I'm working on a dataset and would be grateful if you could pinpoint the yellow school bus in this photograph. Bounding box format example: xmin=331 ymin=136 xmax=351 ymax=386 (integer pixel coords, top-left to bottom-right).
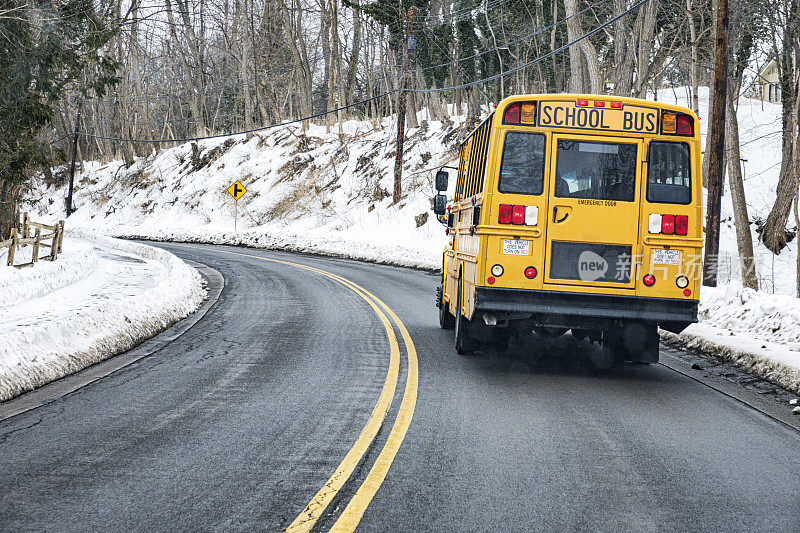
xmin=432 ymin=94 xmax=702 ymax=368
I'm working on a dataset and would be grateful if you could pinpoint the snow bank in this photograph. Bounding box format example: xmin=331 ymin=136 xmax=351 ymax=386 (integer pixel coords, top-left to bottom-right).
xmin=0 ymin=232 xmax=206 ymax=402
xmin=662 ymin=283 xmax=800 ymax=394
xmin=123 ymin=227 xmax=440 ymax=271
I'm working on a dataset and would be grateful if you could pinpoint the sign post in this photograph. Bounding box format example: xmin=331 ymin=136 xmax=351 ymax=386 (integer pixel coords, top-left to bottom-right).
xmin=226 ymin=180 xmax=247 ymax=232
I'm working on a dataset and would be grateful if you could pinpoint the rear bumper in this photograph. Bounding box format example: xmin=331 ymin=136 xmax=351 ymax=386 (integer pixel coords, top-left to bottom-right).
xmin=474 ymin=287 xmax=697 ymax=331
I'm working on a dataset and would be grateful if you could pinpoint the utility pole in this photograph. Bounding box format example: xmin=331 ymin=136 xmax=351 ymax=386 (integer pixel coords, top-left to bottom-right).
xmin=702 ymin=0 xmax=728 ymax=287
xmin=65 ymin=99 xmax=83 ymax=217
xmin=393 ymin=5 xmax=417 ymax=205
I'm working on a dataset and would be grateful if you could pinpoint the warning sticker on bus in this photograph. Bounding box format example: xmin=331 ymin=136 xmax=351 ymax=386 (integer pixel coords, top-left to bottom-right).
xmin=652 ymin=249 xmax=681 ymax=265
xmin=538 ymin=101 xmax=658 ymax=134
xmin=503 ymin=239 xmax=530 ymax=256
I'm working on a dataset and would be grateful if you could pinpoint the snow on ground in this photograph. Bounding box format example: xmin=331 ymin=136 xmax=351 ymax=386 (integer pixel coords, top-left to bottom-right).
xmin=0 ymin=231 xmax=206 ymax=401
xmin=31 ymin=112 xmax=467 ymax=270
xmin=26 ymin=93 xmax=800 ymax=394
xmin=662 ymin=283 xmax=800 ymax=394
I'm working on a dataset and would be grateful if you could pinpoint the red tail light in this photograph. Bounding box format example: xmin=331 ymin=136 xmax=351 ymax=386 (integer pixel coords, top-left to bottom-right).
xmin=674 ymin=215 xmax=688 ymax=235
xmin=676 ymin=114 xmax=693 ymax=135
xmin=661 ymin=214 xmax=675 ymax=235
xmin=643 ymin=274 xmax=656 ymax=286
xmin=503 ymin=103 xmax=520 ymax=124
xmin=498 ymin=204 xmax=513 ymax=224
xmin=650 ymin=213 xmax=689 ymax=235
xmin=498 ymin=204 xmax=539 ymax=226
xmin=512 ymin=205 xmax=525 ymax=225
xmin=524 ymin=266 xmax=537 ymax=279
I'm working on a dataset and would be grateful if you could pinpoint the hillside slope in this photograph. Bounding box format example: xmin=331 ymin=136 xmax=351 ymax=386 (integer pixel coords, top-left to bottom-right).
xmin=32 ymin=113 xmax=466 ymax=269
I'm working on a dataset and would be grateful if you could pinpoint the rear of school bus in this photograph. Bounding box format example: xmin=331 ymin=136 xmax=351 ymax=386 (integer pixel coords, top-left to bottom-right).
xmin=438 ymin=94 xmax=702 ymax=365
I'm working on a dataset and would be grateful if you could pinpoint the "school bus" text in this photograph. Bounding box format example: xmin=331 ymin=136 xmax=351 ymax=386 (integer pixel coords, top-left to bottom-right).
xmin=538 ymin=102 xmax=658 ymax=133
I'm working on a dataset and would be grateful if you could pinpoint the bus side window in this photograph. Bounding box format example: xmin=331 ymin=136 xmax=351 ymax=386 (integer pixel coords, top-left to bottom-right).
xmin=647 ymin=142 xmax=691 ymax=204
xmin=498 ymin=132 xmax=546 ymax=195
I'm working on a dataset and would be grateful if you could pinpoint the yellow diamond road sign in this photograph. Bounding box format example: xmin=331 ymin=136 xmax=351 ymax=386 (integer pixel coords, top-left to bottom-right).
xmin=227 ymin=180 xmax=247 ymax=201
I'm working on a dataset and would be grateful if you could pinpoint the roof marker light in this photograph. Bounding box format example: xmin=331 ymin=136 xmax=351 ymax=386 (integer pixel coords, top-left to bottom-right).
xmin=610 ymin=102 xmax=622 ymax=109
xmin=576 ymin=99 xmax=589 ymax=106
xmin=594 ymin=101 xmax=605 ymax=107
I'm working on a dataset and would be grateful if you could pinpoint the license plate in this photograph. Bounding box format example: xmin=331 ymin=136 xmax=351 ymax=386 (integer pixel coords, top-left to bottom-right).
xmin=652 ymin=249 xmax=680 ymax=265
xmin=503 ymin=239 xmax=529 ymax=255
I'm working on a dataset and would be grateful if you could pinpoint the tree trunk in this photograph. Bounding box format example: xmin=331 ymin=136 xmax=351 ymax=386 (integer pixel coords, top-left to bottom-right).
xmin=686 ymin=0 xmax=700 ymax=114
xmin=346 ymin=4 xmax=362 ymax=107
xmin=795 ymin=195 xmax=800 ymax=297
xmin=632 ymin=0 xmax=660 ymax=98
xmin=564 ymin=0 xmax=586 ymax=93
xmin=761 ymin=76 xmax=799 ymax=254
xmin=702 ymin=0 xmax=728 ymax=287
xmin=0 ymin=181 xmax=21 ymax=241
xmin=726 ymin=95 xmax=758 ymax=289
xmin=165 ymin=0 xmax=207 ymax=136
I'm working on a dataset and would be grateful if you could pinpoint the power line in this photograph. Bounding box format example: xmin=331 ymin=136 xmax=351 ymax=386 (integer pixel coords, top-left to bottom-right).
xmin=79 ymin=92 xmax=391 ymax=143
xmin=408 ymin=0 xmax=653 ymax=93
xmin=411 ymin=0 xmax=611 ymax=77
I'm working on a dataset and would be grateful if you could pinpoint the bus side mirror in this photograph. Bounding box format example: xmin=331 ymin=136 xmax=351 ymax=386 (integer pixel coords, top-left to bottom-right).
xmin=433 ymin=194 xmax=447 ymax=215
xmin=435 ymin=170 xmax=448 ymax=192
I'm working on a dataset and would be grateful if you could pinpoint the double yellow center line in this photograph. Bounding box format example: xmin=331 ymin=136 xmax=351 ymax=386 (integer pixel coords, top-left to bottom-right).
xmin=174 ymin=244 xmax=418 ymax=532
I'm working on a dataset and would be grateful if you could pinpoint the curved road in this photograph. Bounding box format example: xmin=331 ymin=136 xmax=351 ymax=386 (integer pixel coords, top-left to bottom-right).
xmin=1 ymin=243 xmax=798 ymax=531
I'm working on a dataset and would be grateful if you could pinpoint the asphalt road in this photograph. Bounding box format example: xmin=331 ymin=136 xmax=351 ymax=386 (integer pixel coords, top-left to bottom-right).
xmin=1 ymin=242 xmax=798 ymax=532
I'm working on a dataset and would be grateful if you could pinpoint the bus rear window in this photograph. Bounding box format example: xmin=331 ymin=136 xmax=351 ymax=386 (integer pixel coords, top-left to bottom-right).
xmin=647 ymin=142 xmax=691 ymax=204
xmin=554 ymin=140 xmax=637 ymax=202
xmin=498 ymin=132 xmax=545 ymax=195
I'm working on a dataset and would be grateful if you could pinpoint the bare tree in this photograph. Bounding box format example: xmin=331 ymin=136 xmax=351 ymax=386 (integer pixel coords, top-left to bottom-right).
xmin=759 ymin=0 xmax=800 ymax=254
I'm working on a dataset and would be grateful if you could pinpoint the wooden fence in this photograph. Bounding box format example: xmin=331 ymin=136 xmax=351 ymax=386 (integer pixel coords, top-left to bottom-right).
xmin=0 ymin=213 xmax=65 ymax=268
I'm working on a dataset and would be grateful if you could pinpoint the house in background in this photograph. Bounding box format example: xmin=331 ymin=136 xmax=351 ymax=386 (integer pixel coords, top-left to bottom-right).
xmin=753 ymin=59 xmax=782 ymax=103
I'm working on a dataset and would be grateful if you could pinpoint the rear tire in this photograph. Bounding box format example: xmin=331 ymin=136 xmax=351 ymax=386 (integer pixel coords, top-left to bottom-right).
xmin=454 ymin=277 xmax=476 ymax=355
xmin=438 ymin=285 xmax=455 ymax=330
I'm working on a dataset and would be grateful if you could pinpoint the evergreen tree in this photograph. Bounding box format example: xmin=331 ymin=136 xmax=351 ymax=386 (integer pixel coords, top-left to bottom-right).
xmin=0 ymin=0 xmax=119 ymax=238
